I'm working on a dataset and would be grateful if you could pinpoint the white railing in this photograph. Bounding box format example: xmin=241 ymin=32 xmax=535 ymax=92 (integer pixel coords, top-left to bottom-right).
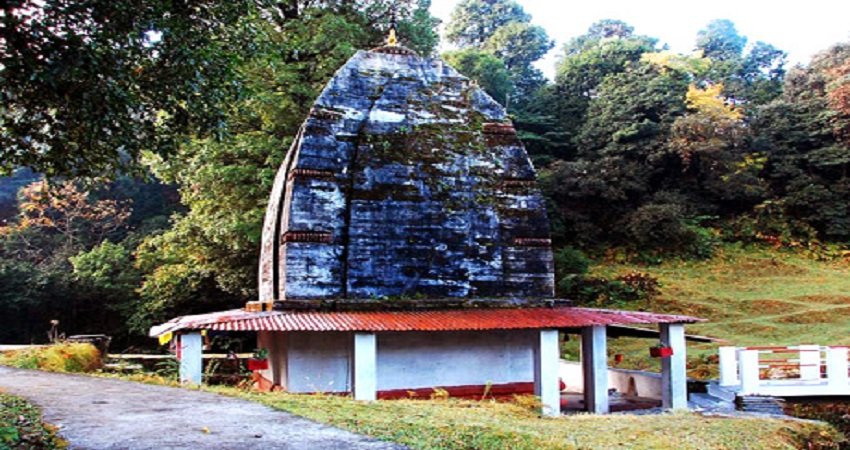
xmin=719 ymin=345 xmax=850 ymax=396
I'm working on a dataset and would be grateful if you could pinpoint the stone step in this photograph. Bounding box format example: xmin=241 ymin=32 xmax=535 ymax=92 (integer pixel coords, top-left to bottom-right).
xmin=706 ymin=381 xmax=737 ymax=402
xmin=689 ymin=393 xmax=735 ymax=412
xmin=735 ymin=396 xmax=787 ymax=415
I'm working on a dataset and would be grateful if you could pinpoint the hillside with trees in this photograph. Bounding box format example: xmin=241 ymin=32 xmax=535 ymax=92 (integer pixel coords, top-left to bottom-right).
xmin=1 ymin=0 xmax=849 ymax=348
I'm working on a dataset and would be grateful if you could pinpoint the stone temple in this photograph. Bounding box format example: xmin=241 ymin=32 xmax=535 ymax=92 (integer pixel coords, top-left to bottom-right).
xmin=258 ymin=45 xmax=554 ymax=303
xmin=151 ymin=37 xmax=701 ymax=416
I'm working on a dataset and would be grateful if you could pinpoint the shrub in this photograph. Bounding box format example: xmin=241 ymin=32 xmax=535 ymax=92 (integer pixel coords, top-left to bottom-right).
xmin=624 ymin=203 xmax=718 ymax=259
xmin=722 ymin=200 xmax=820 ymax=248
xmin=553 ymin=247 xmax=590 ymax=276
xmin=0 ymin=393 xmax=66 ymax=449
xmin=1 ymin=343 xmax=102 ymax=373
xmin=559 ymin=272 xmax=661 ymax=307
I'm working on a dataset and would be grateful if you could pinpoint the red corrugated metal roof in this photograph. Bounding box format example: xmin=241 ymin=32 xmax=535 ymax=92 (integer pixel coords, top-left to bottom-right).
xmin=149 ymin=307 xmax=703 ymax=337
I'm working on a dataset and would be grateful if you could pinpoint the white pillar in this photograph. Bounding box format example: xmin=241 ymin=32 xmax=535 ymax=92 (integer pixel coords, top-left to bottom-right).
xmin=353 ymin=332 xmax=377 ymax=401
xmin=826 ymin=347 xmax=848 ymax=389
xmin=739 ymin=349 xmax=760 ymax=395
xmin=660 ymin=323 xmax=687 ymax=410
xmin=718 ymin=346 xmax=739 ymax=386
xmin=178 ymin=332 xmax=203 ymax=385
xmin=799 ymin=345 xmax=821 ymax=381
xmin=581 ymin=325 xmax=609 ymax=414
xmin=534 ymin=329 xmax=561 ymax=417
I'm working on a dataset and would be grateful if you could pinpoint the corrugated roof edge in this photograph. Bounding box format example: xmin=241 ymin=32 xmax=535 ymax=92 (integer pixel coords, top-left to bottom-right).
xmin=149 ymin=307 xmax=704 ymax=338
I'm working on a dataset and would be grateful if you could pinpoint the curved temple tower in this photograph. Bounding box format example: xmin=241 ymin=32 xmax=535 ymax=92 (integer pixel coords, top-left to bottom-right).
xmin=258 ymin=45 xmax=553 ymax=304
xmin=151 ymin=40 xmax=701 ymax=416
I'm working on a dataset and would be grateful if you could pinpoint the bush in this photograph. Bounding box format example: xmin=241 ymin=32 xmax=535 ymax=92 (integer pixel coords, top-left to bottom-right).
xmin=722 ymin=200 xmax=820 ymax=247
xmin=1 ymin=343 xmax=102 ymax=373
xmin=0 ymin=393 xmax=66 ymax=449
xmin=559 ymin=271 xmax=661 ymax=307
xmin=553 ymin=247 xmax=590 ymax=276
xmin=624 ymin=202 xmax=718 ymax=259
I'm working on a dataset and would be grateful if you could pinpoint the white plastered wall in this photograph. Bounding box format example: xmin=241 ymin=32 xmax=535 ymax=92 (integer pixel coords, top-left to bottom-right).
xmin=262 ymin=329 xmax=539 ymax=393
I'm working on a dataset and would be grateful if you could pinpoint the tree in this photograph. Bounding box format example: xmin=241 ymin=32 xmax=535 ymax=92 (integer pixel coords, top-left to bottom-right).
xmin=694 ymin=20 xmax=787 ymax=106
xmin=4 ymin=180 xmax=130 ymax=256
xmin=1 ymin=0 xmax=437 ymax=177
xmin=753 ymin=42 xmax=850 ymax=240
xmin=442 ymin=50 xmax=512 ymax=104
xmin=556 ymin=20 xmax=658 ymax=97
xmin=1 ymin=0 xmax=254 ymax=177
xmin=444 ymin=0 xmax=530 ymax=48
xmin=696 ymin=19 xmax=747 ymax=62
xmin=483 ymin=22 xmax=552 ymax=71
xmin=443 ymin=0 xmax=552 ymax=109
xmin=540 ymin=20 xmax=657 ymax=160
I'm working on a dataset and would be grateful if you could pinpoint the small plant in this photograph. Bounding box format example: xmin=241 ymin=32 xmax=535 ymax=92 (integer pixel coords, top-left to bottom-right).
xmin=616 ymin=271 xmax=661 ymax=299
xmin=511 ymin=394 xmax=543 ymax=415
xmin=558 ymin=272 xmax=661 ymax=307
xmin=0 ymin=393 xmax=66 ymax=449
xmin=154 ymin=357 xmax=179 ymax=379
xmin=252 ymin=348 xmax=269 ymax=360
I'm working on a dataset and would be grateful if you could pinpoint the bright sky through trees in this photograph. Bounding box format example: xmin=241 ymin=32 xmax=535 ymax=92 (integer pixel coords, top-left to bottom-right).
xmin=430 ymin=0 xmax=850 ymax=78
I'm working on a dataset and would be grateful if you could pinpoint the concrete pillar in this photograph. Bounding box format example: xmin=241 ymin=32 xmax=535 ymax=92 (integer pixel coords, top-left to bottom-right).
xmin=799 ymin=345 xmax=821 ymax=381
xmin=178 ymin=332 xmax=203 ymax=385
xmin=826 ymin=347 xmax=848 ymax=388
xmin=738 ymin=349 xmax=760 ymax=395
xmin=534 ymin=329 xmax=561 ymax=417
xmin=353 ymin=332 xmax=377 ymax=401
xmin=581 ymin=325 xmax=609 ymax=414
xmin=660 ymin=323 xmax=687 ymax=409
xmin=718 ymin=346 xmax=739 ymax=386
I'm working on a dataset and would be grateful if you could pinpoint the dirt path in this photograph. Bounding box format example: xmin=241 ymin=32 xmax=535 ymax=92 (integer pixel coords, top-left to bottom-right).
xmin=0 ymin=367 xmax=403 ymax=450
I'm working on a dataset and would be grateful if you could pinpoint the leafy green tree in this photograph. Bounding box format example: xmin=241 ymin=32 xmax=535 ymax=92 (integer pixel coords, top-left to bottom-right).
xmin=443 ymin=49 xmax=513 ymax=104
xmin=1 ymin=0 xmax=437 ymax=178
xmin=545 ymin=20 xmax=658 ymax=159
xmin=693 ymin=20 xmax=786 ymax=106
xmin=696 ymin=19 xmax=747 ymax=62
xmin=753 ymin=42 xmax=850 ymax=240
xmin=444 ymin=0 xmax=552 ymax=109
xmin=738 ymin=41 xmax=787 ymax=104
xmin=483 ymin=22 xmax=552 ymax=71
xmin=444 ymin=0 xmax=530 ymax=48
xmin=1 ymin=0 xmax=255 ymax=177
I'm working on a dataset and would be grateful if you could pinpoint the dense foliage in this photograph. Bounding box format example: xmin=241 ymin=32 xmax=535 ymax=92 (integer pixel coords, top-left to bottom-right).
xmin=0 ymin=393 xmax=66 ymax=449
xmin=0 ymin=1 xmax=848 ymax=341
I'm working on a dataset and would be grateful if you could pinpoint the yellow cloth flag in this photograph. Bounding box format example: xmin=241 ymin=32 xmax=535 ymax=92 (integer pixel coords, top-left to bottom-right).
xmin=158 ymin=331 xmax=173 ymax=345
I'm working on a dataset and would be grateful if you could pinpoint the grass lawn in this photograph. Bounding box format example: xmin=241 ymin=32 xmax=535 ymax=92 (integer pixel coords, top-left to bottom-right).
xmin=207 ymin=387 xmax=841 ymax=450
xmin=581 ymin=244 xmax=850 ymax=377
xmin=0 ymin=391 xmax=66 ymax=449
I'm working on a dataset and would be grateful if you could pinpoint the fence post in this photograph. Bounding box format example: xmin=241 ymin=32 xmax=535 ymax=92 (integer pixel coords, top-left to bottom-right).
xmin=799 ymin=345 xmax=821 ymax=381
xmin=827 ymin=347 xmax=849 ymax=389
xmin=719 ymin=346 xmax=739 ymax=386
xmin=738 ymin=349 xmax=760 ymax=395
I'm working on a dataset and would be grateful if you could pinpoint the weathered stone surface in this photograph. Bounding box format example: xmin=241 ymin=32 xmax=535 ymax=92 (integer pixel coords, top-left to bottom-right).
xmin=259 ymin=49 xmax=555 ymax=303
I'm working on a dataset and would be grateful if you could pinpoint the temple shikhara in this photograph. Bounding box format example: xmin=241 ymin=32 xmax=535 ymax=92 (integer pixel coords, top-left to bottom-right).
xmin=151 ymin=33 xmax=702 ymax=416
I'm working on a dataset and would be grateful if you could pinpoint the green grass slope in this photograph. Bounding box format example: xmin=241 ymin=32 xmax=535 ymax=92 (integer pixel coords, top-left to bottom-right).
xmin=590 ymin=244 xmax=850 ymax=376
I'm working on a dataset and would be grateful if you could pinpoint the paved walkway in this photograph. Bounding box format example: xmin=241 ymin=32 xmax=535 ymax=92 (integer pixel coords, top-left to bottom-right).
xmin=0 ymin=367 xmax=403 ymax=450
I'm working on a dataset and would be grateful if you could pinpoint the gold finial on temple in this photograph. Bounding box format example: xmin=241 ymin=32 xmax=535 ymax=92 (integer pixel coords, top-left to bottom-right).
xmin=388 ymin=26 xmax=398 ymax=46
